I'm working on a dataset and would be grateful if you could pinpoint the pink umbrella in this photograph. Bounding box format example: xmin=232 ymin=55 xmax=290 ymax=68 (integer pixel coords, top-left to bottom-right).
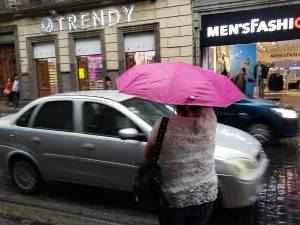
xmin=117 ymin=62 xmax=245 ymax=107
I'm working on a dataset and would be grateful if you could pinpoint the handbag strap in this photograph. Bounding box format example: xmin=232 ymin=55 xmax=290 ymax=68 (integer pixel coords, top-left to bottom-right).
xmin=152 ymin=117 xmax=169 ymax=163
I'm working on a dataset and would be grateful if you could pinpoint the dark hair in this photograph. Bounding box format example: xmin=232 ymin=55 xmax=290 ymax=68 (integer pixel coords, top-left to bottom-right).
xmin=177 ymin=105 xmax=202 ymax=114
xmin=241 ymin=67 xmax=246 ymax=73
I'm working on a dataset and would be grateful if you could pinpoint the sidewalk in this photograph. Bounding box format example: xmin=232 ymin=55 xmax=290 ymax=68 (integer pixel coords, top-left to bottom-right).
xmin=0 ymin=104 xmax=20 ymax=116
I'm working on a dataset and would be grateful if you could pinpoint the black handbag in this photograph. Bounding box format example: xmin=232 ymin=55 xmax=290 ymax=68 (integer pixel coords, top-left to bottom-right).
xmin=133 ymin=117 xmax=169 ymax=211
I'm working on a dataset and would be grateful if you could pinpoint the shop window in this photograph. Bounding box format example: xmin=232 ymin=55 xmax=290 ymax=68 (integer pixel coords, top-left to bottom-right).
xmin=124 ymin=32 xmax=156 ymax=70
xmin=75 ymin=38 xmax=103 ymax=91
xmin=34 ymin=42 xmax=58 ymax=97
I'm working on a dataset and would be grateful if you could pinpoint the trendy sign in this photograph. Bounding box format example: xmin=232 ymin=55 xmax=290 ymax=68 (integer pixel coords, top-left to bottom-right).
xmin=201 ymin=4 xmax=300 ymax=46
xmin=41 ymin=5 xmax=134 ymax=33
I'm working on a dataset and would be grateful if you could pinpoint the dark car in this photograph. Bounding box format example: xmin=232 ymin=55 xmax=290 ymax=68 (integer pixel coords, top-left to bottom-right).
xmin=214 ymin=98 xmax=298 ymax=145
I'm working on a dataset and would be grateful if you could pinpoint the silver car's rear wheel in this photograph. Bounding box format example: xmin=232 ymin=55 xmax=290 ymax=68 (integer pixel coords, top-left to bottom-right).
xmin=11 ymin=160 xmax=41 ymax=194
xmin=247 ymin=123 xmax=273 ymax=146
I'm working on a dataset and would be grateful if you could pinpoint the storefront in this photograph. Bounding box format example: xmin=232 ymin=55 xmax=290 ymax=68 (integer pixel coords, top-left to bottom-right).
xmin=0 ymin=0 xmax=193 ymax=101
xmin=194 ymin=1 xmax=300 ymax=98
xmin=0 ymin=26 xmax=19 ymax=102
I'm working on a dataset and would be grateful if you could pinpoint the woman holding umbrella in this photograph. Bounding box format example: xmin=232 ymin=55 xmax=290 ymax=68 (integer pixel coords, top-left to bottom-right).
xmin=145 ymin=104 xmax=217 ymax=225
xmin=117 ymin=62 xmax=244 ymax=225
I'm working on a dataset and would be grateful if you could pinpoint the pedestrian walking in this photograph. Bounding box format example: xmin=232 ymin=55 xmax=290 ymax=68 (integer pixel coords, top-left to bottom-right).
xmin=11 ymin=76 xmax=20 ymax=108
xmin=144 ymin=105 xmax=218 ymax=225
xmin=3 ymin=78 xmax=13 ymax=106
xmin=231 ymin=67 xmax=254 ymax=94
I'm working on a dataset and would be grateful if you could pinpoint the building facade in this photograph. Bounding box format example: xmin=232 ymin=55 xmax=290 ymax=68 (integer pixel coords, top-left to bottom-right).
xmin=193 ymin=0 xmax=300 ymax=96
xmin=0 ymin=0 xmax=193 ymax=101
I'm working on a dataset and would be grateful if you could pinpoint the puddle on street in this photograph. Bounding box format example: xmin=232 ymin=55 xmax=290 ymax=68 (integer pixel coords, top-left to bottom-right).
xmin=210 ymin=139 xmax=300 ymax=225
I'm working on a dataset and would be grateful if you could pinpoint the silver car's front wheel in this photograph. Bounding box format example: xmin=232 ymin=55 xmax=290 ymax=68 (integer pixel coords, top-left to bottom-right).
xmin=11 ymin=160 xmax=41 ymax=194
xmin=247 ymin=123 xmax=273 ymax=146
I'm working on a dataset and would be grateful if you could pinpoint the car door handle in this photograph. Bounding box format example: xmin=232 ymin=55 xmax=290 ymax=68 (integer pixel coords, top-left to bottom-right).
xmin=32 ymin=137 xmax=40 ymax=144
xmin=83 ymin=143 xmax=94 ymax=151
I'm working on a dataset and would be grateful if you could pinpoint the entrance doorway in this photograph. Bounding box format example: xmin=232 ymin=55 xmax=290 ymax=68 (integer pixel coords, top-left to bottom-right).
xmin=36 ymin=58 xmax=58 ymax=97
xmin=0 ymin=43 xmax=16 ymax=102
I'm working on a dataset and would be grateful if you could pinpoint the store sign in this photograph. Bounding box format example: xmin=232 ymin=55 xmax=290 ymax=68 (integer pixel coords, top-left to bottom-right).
xmin=207 ymin=17 xmax=299 ymax=37
xmin=201 ymin=4 xmax=300 ymax=47
xmin=41 ymin=5 xmax=134 ymax=33
xmin=270 ymin=52 xmax=300 ymax=59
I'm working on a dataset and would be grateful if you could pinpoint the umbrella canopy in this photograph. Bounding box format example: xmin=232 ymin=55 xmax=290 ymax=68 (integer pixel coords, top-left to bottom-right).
xmin=117 ymin=62 xmax=245 ymax=107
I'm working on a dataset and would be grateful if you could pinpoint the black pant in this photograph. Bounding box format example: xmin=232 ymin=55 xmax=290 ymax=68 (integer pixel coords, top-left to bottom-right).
xmin=11 ymin=91 xmax=20 ymax=107
xmin=159 ymin=201 xmax=214 ymax=225
xmin=6 ymin=93 xmax=13 ymax=105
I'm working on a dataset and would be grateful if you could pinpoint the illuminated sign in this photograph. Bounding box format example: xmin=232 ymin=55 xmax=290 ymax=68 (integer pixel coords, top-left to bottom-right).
xmin=201 ymin=4 xmax=300 ymax=47
xmin=41 ymin=5 xmax=134 ymax=33
xmin=207 ymin=17 xmax=300 ymax=38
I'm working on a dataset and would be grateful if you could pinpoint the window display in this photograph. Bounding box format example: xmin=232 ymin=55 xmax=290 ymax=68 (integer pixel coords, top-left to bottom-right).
xmin=77 ymin=54 xmax=103 ymax=90
xmin=204 ymin=39 xmax=300 ymax=98
xmin=124 ymin=32 xmax=156 ymax=70
xmin=75 ymin=37 xmax=103 ymax=90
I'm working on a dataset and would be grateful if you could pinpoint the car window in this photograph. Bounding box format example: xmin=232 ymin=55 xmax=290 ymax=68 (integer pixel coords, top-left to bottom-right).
xmin=33 ymin=101 xmax=74 ymax=132
xmin=122 ymin=98 xmax=174 ymax=126
xmin=83 ymin=102 xmax=139 ymax=137
xmin=16 ymin=106 xmax=37 ymax=127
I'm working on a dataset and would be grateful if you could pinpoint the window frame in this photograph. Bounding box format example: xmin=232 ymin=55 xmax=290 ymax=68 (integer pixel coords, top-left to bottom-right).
xmin=15 ymin=105 xmax=38 ymax=128
xmin=117 ymin=23 xmax=161 ymax=73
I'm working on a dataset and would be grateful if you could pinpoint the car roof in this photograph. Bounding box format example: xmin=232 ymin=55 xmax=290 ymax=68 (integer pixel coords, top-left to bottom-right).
xmin=57 ymin=90 xmax=134 ymax=102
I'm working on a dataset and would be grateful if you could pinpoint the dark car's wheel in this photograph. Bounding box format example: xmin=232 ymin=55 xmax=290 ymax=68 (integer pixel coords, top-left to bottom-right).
xmin=10 ymin=159 xmax=42 ymax=194
xmin=247 ymin=123 xmax=273 ymax=146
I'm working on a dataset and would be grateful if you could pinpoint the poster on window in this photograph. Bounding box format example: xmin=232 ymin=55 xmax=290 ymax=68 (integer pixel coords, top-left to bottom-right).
xmin=125 ymin=51 xmax=155 ymax=69
xmin=87 ymin=55 xmax=104 ymax=90
xmin=47 ymin=58 xmax=58 ymax=95
xmin=229 ymin=44 xmax=256 ymax=96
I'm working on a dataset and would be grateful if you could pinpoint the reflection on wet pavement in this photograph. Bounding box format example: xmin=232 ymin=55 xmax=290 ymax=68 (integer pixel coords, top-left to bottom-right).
xmin=210 ymin=139 xmax=300 ymax=225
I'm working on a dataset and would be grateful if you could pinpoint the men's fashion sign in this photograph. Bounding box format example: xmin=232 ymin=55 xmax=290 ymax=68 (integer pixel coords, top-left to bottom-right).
xmin=41 ymin=5 xmax=134 ymax=33
xmin=201 ymin=4 xmax=300 ymax=46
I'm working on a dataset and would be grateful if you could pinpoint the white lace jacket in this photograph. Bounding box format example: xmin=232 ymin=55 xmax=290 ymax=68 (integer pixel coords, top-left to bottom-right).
xmin=148 ymin=107 xmax=218 ymax=208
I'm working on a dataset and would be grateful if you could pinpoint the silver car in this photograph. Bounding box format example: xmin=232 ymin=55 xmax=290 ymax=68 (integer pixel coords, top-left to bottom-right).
xmin=0 ymin=91 xmax=269 ymax=208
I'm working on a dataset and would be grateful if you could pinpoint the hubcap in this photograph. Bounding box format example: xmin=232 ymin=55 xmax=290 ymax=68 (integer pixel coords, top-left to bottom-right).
xmin=248 ymin=124 xmax=272 ymax=145
xmin=13 ymin=162 xmax=36 ymax=191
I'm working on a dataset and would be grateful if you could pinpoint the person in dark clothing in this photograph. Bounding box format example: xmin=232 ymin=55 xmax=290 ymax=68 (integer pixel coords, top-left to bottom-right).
xmin=268 ymin=73 xmax=284 ymax=91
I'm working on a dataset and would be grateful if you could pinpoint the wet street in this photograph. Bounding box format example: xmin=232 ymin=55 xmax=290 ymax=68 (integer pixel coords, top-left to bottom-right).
xmin=0 ymin=138 xmax=299 ymax=225
xmin=210 ymin=138 xmax=300 ymax=225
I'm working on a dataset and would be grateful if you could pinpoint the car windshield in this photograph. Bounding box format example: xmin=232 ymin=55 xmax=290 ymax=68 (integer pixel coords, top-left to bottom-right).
xmin=122 ymin=98 xmax=174 ymax=126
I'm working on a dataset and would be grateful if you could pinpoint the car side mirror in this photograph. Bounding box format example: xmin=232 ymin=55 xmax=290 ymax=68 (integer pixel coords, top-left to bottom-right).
xmin=118 ymin=128 xmax=147 ymax=141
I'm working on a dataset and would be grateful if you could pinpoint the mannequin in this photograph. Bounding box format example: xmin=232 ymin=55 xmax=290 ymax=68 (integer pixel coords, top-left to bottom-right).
xmin=217 ymin=53 xmax=229 ymax=75
xmin=254 ymin=60 xmax=262 ymax=87
xmin=254 ymin=60 xmax=268 ymax=98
